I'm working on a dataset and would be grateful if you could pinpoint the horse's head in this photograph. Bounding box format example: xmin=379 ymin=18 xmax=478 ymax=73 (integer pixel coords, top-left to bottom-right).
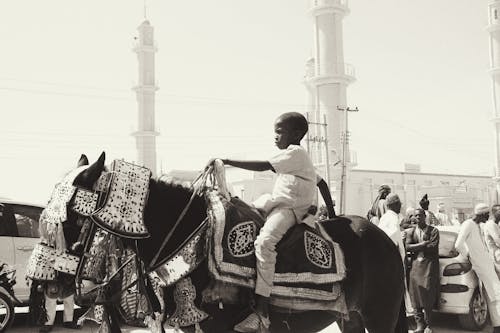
xmin=62 ymin=152 xmax=107 ymax=252
xmin=56 ymin=152 xmax=207 ymax=270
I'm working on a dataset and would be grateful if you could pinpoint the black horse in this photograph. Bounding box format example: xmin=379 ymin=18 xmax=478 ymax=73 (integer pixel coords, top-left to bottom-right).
xmin=61 ymin=152 xmax=407 ymax=333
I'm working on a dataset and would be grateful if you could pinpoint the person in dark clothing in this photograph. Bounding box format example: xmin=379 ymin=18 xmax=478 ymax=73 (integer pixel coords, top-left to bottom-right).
xmin=405 ymin=208 xmax=440 ymax=333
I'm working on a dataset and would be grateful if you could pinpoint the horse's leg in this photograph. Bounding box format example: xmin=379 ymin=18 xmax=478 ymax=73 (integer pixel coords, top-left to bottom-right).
xmin=356 ymin=222 xmax=406 ymax=333
xmin=339 ymin=311 xmax=365 ymax=333
xmin=99 ymin=303 xmax=122 ymax=333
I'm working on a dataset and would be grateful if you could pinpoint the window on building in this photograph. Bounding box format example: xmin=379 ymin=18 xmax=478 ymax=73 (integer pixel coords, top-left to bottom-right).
xmin=495 ymin=9 xmax=498 ymax=20
xmin=407 ymin=180 xmax=416 ymax=185
xmin=424 ymin=180 xmax=432 ymax=186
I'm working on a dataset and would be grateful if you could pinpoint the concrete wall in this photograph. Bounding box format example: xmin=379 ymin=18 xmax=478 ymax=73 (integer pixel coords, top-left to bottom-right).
xmin=231 ymin=168 xmax=496 ymax=223
xmin=347 ymin=169 xmax=495 ymax=222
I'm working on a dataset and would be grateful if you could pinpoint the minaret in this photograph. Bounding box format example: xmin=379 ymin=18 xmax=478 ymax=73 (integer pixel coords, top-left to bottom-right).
xmin=132 ymin=19 xmax=159 ymax=175
xmin=488 ymin=0 xmax=500 ymax=201
xmin=304 ymin=0 xmax=355 ymax=199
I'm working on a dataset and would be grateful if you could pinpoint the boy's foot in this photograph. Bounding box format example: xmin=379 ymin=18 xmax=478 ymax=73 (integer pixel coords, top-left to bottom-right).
xmin=39 ymin=325 xmax=53 ymax=333
xmin=234 ymin=312 xmax=270 ymax=333
xmin=63 ymin=321 xmax=80 ymax=329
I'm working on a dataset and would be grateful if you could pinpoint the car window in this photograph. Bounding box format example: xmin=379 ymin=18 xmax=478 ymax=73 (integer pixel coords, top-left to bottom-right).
xmin=0 ymin=204 xmax=19 ymax=237
xmin=11 ymin=204 xmax=42 ymax=238
xmin=439 ymin=230 xmax=458 ymax=258
xmin=0 ymin=204 xmax=5 ymax=235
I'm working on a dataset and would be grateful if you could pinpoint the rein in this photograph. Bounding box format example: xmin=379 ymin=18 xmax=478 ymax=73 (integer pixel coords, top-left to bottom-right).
xmin=148 ymin=168 xmax=212 ymax=270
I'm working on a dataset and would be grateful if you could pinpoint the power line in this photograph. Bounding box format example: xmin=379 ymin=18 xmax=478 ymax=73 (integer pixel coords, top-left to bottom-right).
xmin=0 ymin=77 xmax=131 ymax=93
xmin=0 ymin=86 xmax=131 ymax=101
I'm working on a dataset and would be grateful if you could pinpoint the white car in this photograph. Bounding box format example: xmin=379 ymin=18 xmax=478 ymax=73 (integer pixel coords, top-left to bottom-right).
xmin=436 ymin=225 xmax=488 ymax=331
xmin=0 ymin=199 xmax=44 ymax=303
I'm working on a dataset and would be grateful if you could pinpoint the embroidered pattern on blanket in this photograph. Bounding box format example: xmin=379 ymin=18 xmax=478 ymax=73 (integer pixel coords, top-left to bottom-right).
xmin=26 ymin=243 xmax=57 ymax=281
xmin=93 ymin=160 xmax=151 ymax=239
xmin=227 ymin=221 xmax=256 ymax=257
xmin=149 ymin=221 xmax=208 ymax=287
xmin=205 ymin=190 xmax=346 ymax=303
xmin=305 ymin=231 xmax=332 ymax=269
xmin=81 ymin=227 xmax=111 ymax=283
xmin=72 ymin=189 xmax=98 ymax=216
xmin=53 ymin=252 xmax=80 ymax=275
xmin=166 ymin=277 xmax=208 ymax=328
xmin=118 ymin=249 xmax=151 ymax=326
xmin=44 ymin=166 xmax=88 ymax=225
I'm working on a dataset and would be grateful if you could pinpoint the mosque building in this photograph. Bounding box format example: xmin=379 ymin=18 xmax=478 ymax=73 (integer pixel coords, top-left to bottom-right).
xmin=130 ymin=3 xmax=496 ymax=221
xmin=304 ymin=0 xmax=356 ymax=215
xmin=232 ymin=0 xmax=496 ymax=222
xmin=132 ymin=19 xmax=159 ymax=176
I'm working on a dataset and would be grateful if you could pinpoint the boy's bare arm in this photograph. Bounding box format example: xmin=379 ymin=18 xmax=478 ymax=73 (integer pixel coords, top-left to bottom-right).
xmin=222 ymin=159 xmax=274 ymax=172
xmin=317 ymin=178 xmax=336 ymax=218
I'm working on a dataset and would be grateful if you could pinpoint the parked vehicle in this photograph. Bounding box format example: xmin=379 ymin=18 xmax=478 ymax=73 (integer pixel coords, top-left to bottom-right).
xmin=436 ymin=225 xmax=488 ymax=331
xmin=0 ymin=199 xmax=44 ymax=302
xmin=0 ymin=264 xmax=21 ymax=332
xmin=0 ymin=199 xmax=45 ymax=331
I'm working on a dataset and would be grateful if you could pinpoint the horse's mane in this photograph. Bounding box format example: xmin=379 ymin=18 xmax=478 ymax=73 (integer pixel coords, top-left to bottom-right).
xmin=138 ymin=176 xmax=208 ymax=269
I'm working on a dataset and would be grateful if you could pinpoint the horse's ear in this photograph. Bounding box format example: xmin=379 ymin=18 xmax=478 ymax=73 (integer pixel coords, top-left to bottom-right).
xmin=73 ymin=152 xmax=106 ymax=189
xmin=97 ymin=151 xmax=105 ymax=166
xmin=77 ymin=154 xmax=89 ymax=167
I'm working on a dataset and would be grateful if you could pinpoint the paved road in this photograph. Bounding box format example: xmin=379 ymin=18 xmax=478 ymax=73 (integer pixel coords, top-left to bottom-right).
xmin=7 ymin=312 xmax=491 ymax=332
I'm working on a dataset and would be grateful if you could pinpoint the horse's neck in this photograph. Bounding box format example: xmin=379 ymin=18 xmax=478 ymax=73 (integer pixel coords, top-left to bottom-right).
xmin=141 ymin=179 xmax=207 ymax=267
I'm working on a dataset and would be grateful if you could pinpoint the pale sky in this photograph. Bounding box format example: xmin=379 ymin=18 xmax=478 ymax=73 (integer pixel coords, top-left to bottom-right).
xmin=0 ymin=0 xmax=494 ymax=203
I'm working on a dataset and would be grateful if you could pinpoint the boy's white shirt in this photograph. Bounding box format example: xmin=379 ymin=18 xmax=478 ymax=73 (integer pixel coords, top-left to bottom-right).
xmin=267 ymin=144 xmax=317 ymax=221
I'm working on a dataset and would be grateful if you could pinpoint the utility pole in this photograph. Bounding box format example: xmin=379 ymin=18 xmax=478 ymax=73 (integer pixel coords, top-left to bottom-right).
xmin=337 ymin=106 xmax=358 ymax=215
xmin=305 ymin=114 xmax=331 ymax=190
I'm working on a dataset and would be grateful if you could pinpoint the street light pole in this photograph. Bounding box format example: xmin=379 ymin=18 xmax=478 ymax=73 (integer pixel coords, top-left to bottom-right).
xmin=305 ymin=115 xmax=330 ymax=188
xmin=337 ymin=106 xmax=358 ymax=215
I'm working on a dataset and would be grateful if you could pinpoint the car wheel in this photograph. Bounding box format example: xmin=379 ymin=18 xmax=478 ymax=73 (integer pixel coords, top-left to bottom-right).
xmin=458 ymin=287 xmax=488 ymax=331
xmin=0 ymin=292 xmax=14 ymax=332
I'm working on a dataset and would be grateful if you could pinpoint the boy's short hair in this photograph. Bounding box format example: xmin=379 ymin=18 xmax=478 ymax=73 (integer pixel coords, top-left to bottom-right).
xmin=278 ymin=112 xmax=309 ymax=139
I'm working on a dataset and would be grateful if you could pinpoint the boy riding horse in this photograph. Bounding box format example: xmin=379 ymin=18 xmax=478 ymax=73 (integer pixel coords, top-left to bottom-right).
xmin=210 ymin=112 xmax=335 ymax=332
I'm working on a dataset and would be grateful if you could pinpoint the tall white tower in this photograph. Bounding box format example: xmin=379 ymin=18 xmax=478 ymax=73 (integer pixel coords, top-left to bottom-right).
xmin=132 ymin=20 xmax=159 ymax=175
xmin=304 ymin=0 xmax=355 ymax=202
xmin=488 ymin=0 xmax=500 ymax=200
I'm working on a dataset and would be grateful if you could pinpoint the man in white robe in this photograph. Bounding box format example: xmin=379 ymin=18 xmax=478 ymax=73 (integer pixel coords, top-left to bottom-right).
xmin=455 ymin=203 xmax=500 ymax=333
xmin=484 ymin=204 xmax=500 ymax=277
xmin=378 ymin=193 xmax=414 ymax=314
xmin=379 ymin=194 xmax=406 ymax=262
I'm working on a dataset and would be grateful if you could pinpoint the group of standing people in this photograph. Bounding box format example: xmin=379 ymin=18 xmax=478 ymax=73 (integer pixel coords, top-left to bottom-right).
xmin=454 ymin=203 xmax=500 ymax=332
xmin=368 ymin=185 xmax=500 ymax=333
xmin=368 ymin=186 xmax=440 ymax=333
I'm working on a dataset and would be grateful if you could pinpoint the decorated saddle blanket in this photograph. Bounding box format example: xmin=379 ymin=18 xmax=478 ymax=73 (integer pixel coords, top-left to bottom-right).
xmin=92 ymin=159 xmax=151 ymax=239
xmin=205 ymin=191 xmax=347 ymax=312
